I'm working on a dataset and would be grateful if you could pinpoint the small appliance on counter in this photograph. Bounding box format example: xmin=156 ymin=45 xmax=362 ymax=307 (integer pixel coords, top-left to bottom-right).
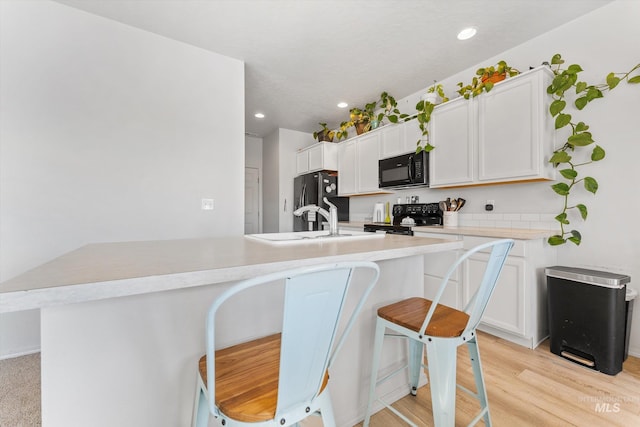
xmin=372 ymin=202 xmax=385 ymax=223
xmin=363 ymin=202 xmax=442 ymax=235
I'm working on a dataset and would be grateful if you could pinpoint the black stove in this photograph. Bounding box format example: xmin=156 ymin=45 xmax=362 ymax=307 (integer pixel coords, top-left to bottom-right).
xmin=363 ymin=203 xmax=442 ymax=235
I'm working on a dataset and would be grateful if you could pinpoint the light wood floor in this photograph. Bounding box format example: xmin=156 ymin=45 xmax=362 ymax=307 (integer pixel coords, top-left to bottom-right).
xmin=357 ymin=331 xmax=640 ymax=426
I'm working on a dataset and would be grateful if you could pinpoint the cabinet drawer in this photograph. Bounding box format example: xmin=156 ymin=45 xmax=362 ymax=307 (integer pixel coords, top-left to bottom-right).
xmin=423 ymin=249 xmax=461 ymax=280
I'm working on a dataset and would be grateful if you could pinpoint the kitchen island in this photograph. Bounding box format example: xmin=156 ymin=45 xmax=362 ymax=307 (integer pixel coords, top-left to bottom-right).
xmin=0 ymin=234 xmax=461 ymax=427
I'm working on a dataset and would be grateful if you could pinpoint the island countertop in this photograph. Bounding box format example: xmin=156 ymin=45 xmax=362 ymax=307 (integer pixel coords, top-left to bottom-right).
xmin=0 ymin=234 xmax=462 ymax=313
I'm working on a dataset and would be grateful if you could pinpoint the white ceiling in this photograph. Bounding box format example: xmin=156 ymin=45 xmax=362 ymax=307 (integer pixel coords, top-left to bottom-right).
xmin=55 ymin=0 xmax=613 ymax=138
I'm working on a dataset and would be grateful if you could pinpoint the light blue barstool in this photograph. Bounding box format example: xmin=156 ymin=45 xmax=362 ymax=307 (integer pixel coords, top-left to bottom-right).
xmin=364 ymin=239 xmax=514 ymax=426
xmin=192 ymin=261 xmax=379 ymax=427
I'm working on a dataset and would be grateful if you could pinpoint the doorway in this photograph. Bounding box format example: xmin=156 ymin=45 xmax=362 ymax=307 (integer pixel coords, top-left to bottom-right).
xmin=244 ymin=167 xmax=260 ymax=234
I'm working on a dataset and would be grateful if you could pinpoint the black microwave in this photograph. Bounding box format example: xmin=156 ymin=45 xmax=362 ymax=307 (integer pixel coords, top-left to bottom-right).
xmin=378 ymin=151 xmax=429 ymax=189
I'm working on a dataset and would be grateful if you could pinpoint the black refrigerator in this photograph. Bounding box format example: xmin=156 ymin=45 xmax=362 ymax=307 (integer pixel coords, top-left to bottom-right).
xmin=293 ymin=171 xmax=349 ymax=232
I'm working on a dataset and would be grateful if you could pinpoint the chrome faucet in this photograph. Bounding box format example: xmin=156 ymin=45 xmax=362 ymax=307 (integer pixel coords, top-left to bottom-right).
xmin=293 ymin=197 xmax=339 ymax=236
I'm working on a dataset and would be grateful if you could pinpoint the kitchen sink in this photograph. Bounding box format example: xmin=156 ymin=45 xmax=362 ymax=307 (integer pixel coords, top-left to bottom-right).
xmin=245 ymin=230 xmax=385 ymax=245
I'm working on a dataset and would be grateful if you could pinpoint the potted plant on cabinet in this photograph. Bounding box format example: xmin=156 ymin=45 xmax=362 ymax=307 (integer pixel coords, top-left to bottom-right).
xmin=457 ymin=60 xmax=520 ymax=99
xmin=422 ymin=81 xmax=449 ymax=105
xmin=312 ymin=122 xmax=335 ymax=142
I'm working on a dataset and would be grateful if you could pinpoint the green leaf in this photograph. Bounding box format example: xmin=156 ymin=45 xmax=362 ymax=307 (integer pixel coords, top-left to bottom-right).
xmin=576 ymin=81 xmax=588 ymax=93
xmin=388 ymin=115 xmax=398 ymax=123
xmin=555 ymin=212 xmax=569 ymax=224
xmin=591 ymin=145 xmax=605 ymax=161
xmin=548 ymin=235 xmax=566 ymax=246
xmin=584 ymin=176 xmax=598 ymax=194
xmin=628 ymin=75 xmax=640 ymax=84
xmin=607 ymin=72 xmax=621 ymax=89
xmin=415 ymin=100 xmax=424 ymax=111
xmin=567 ymin=64 xmax=583 ymax=74
xmin=568 ymin=230 xmax=582 ymax=245
xmin=555 ymin=113 xmax=572 ymax=129
xmin=575 ymin=122 xmax=589 ymax=132
xmin=586 ymin=87 xmax=604 ymax=101
xmin=549 ymin=100 xmax=566 ymax=116
xmin=559 ymin=168 xmax=578 ymax=180
xmin=568 ymin=132 xmax=594 ymax=147
xmin=484 ymin=82 xmax=494 ymax=92
xmin=549 ymin=150 xmax=571 ymax=164
xmin=551 ymin=182 xmax=570 ymax=196
xmin=551 ymin=54 xmax=563 ymax=65
xmin=576 ymin=204 xmax=588 ymax=220
xmin=423 ymin=142 xmax=435 ymax=152
xmin=575 ymin=96 xmax=588 ymax=110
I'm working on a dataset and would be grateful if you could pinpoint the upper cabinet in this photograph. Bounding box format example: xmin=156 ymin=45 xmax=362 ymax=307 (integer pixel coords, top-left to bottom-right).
xmin=338 ymin=131 xmax=390 ymax=196
xmin=379 ymin=119 xmax=422 ymax=159
xmin=429 ymin=66 xmax=556 ymax=188
xmin=295 ymin=142 xmax=338 ymax=176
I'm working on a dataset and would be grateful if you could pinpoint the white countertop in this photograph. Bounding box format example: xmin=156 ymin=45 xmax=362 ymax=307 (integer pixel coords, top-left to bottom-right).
xmin=0 ymin=234 xmax=461 ymax=313
xmin=339 ymin=221 xmax=554 ymax=240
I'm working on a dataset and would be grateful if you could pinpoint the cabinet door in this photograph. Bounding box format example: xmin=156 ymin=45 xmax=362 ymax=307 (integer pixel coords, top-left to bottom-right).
xmin=477 ymin=71 xmax=543 ymax=182
xmin=296 ymin=149 xmax=309 ymax=176
xmin=356 ymin=132 xmax=381 ymax=193
xmin=337 ymin=140 xmax=357 ymax=195
xmin=379 ymin=124 xmax=403 ymax=159
xmin=429 ymin=97 xmax=476 ymax=187
xmin=403 ymin=119 xmax=422 ymax=156
xmin=308 ymin=144 xmax=323 ymax=172
xmin=464 ymin=253 xmax=526 ymax=336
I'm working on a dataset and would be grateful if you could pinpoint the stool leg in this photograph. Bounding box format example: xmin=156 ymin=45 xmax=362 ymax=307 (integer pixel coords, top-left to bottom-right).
xmin=318 ymin=389 xmax=337 ymax=427
xmin=425 ymin=339 xmax=458 ymax=427
xmin=408 ymin=338 xmax=424 ymax=396
xmin=192 ymin=375 xmax=209 ymax=427
xmin=467 ymin=336 xmax=491 ymax=426
xmin=364 ymin=318 xmax=386 ymax=427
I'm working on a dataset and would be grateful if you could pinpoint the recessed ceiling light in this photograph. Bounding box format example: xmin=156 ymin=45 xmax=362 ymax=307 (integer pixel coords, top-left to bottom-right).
xmin=337 ymin=102 xmax=348 ymax=108
xmin=254 ymin=113 xmax=265 ymax=118
xmin=457 ymin=27 xmax=477 ymax=40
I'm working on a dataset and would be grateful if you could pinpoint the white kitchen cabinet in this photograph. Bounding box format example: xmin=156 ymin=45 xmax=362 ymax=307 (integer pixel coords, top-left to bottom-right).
xmin=464 ymin=251 xmax=526 ymax=336
xmin=338 ymin=131 xmax=389 ymax=196
xmin=379 ymin=119 xmax=422 ymax=159
xmin=428 ymin=97 xmax=476 ymax=187
xmin=295 ymin=142 xmax=338 ymax=176
xmin=429 ymin=66 xmax=555 ymax=188
xmin=337 ymin=139 xmax=357 ymax=195
xmin=415 ymin=231 xmax=556 ymax=349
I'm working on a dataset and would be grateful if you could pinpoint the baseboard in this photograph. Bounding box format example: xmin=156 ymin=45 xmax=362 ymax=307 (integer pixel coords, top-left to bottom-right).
xmin=0 ymin=347 xmax=41 ymax=361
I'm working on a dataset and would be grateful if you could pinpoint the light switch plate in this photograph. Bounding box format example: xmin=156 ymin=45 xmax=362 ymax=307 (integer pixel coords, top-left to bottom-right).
xmin=201 ymin=199 xmax=214 ymax=210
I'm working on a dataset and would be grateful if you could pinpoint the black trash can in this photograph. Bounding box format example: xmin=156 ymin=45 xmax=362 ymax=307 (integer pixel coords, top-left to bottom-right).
xmin=546 ymin=266 xmax=632 ymax=375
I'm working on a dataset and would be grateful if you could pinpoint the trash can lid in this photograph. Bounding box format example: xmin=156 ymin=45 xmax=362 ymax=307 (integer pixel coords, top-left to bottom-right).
xmin=545 ymin=266 xmax=630 ymax=289
xmin=627 ymin=287 xmax=638 ymax=301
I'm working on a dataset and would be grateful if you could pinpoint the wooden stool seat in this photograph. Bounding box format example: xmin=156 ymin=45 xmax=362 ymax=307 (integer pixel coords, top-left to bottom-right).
xmin=198 ymin=333 xmax=329 ymax=422
xmin=378 ymin=297 xmax=470 ymax=338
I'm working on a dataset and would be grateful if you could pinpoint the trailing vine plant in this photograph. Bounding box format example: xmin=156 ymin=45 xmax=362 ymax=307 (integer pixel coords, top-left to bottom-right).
xmin=546 ymin=54 xmax=640 ymax=246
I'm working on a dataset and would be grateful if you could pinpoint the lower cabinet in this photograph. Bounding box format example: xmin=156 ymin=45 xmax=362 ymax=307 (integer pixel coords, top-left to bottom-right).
xmin=415 ymin=231 xmax=555 ymax=349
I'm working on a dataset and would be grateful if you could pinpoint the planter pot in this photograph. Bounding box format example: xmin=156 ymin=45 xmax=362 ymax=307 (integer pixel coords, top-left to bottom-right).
xmin=481 ymin=73 xmax=506 ymax=84
xmin=421 ymin=92 xmax=442 ymax=105
xmin=354 ymin=121 xmax=369 ymax=135
xmin=316 ymin=130 xmax=334 ymax=142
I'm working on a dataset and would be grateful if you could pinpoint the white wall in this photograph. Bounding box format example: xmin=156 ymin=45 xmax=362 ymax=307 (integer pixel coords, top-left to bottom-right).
xmin=262 ymin=128 xmax=314 ymax=232
xmin=350 ymin=0 xmax=640 ymax=355
xmin=0 ymin=0 xmax=245 ymax=358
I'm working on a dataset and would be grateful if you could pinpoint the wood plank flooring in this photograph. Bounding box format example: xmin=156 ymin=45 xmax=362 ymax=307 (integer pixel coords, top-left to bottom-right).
xmin=357 ymin=331 xmax=640 ymax=426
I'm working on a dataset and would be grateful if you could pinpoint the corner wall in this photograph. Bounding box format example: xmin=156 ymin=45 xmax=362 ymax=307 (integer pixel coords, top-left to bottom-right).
xmin=0 ymin=0 xmax=245 ymax=357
